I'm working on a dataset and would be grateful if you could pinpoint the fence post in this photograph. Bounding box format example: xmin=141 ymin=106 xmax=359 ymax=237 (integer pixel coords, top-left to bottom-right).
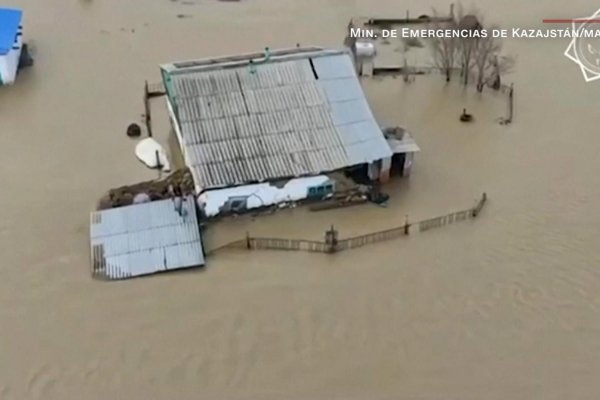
xmin=472 ymin=192 xmax=487 ymax=217
xmin=325 ymin=225 xmax=339 ymax=253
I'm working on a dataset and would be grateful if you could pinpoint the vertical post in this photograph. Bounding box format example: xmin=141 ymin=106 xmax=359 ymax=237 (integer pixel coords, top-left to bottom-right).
xmin=155 ymin=150 xmax=162 ymax=179
xmin=144 ymin=80 xmax=153 ymax=137
xmin=507 ymin=83 xmax=514 ymax=123
xmin=404 ymin=214 xmax=410 ymax=235
xmin=472 ymin=192 xmax=487 ymax=217
xmin=325 ymin=225 xmax=339 ymax=253
xmin=246 ymin=231 xmax=251 ymax=249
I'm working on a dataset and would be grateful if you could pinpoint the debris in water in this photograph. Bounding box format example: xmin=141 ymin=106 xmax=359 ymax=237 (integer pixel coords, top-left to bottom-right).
xmin=18 ymin=43 xmax=34 ymax=70
xmin=460 ymin=108 xmax=473 ymax=122
xmin=97 ymin=168 xmax=195 ymax=210
xmin=177 ymin=13 xmax=192 ymax=18
xmin=133 ymin=193 xmax=151 ymax=204
xmin=126 ymin=123 xmax=142 ymax=138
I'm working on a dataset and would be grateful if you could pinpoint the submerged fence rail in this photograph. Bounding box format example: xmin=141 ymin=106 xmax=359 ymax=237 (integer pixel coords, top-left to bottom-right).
xmin=207 ymin=193 xmax=488 ymax=255
xmin=248 ymin=238 xmax=330 ymax=253
xmin=418 ymin=208 xmax=471 ymax=232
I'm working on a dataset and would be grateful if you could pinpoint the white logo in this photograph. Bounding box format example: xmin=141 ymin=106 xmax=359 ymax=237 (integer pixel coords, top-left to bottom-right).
xmin=565 ymin=8 xmax=600 ymax=82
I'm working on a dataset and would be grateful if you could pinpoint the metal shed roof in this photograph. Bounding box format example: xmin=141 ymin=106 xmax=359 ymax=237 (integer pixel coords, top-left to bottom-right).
xmin=0 ymin=8 xmax=22 ymax=55
xmin=386 ymin=133 xmax=420 ymax=154
xmin=162 ymin=47 xmax=393 ymax=192
xmin=89 ymin=196 xmax=204 ymax=280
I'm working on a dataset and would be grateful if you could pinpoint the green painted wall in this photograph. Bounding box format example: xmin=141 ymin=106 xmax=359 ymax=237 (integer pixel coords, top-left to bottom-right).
xmin=161 ymin=69 xmax=176 ymax=115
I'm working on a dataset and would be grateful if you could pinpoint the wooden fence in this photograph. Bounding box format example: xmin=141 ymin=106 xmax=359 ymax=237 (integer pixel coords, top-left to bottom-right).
xmin=207 ymin=193 xmax=487 ymax=255
xmin=247 ymin=238 xmax=330 ymax=253
xmin=340 ymin=224 xmax=409 ymax=251
xmin=418 ymin=208 xmax=471 ymax=232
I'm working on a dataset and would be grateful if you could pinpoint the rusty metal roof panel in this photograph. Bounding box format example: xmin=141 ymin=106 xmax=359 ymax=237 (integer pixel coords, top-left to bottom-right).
xmin=166 ymin=48 xmax=393 ymax=191
xmin=89 ymin=196 xmax=204 ymax=280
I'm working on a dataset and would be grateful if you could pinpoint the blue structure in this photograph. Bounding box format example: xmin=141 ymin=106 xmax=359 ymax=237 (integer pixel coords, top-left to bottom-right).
xmin=0 ymin=8 xmax=23 ymax=85
xmin=0 ymin=8 xmax=22 ymax=54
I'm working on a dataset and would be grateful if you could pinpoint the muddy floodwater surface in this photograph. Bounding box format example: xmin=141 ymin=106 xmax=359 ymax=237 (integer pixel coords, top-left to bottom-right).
xmin=1 ymin=0 xmax=600 ymax=399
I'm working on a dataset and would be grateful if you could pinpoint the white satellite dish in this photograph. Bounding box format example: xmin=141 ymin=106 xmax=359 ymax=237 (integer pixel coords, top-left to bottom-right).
xmin=135 ymin=138 xmax=171 ymax=172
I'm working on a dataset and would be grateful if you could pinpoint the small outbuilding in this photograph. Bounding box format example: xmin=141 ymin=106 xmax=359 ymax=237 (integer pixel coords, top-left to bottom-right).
xmin=0 ymin=8 xmax=23 ymax=85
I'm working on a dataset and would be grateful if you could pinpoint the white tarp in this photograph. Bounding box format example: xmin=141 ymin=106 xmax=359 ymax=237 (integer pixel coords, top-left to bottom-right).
xmin=135 ymin=138 xmax=171 ymax=172
xmin=198 ymin=175 xmax=330 ymax=217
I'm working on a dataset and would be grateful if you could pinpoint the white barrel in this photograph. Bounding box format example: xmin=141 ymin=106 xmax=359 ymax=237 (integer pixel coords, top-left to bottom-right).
xmin=354 ymin=41 xmax=376 ymax=59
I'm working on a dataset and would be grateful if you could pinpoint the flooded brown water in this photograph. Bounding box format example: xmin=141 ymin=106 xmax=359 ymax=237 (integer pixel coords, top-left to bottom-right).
xmin=2 ymin=0 xmax=600 ymax=398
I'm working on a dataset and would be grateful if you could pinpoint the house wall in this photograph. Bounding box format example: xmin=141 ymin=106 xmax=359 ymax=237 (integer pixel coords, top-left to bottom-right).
xmin=361 ymin=60 xmax=373 ymax=77
xmin=366 ymin=158 xmax=392 ymax=183
xmin=367 ymin=161 xmax=379 ymax=181
xmin=379 ymin=157 xmax=392 ymax=183
xmin=197 ymin=175 xmax=332 ymax=218
xmin=0 ymin=30 xmax=22 ymax=85
xmin=403 ymin=152 xmax=414 ymax=177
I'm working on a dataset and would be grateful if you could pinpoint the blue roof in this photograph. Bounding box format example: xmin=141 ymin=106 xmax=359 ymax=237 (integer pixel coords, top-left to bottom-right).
xmin=0 ymin=8 xmax=22 ymax=56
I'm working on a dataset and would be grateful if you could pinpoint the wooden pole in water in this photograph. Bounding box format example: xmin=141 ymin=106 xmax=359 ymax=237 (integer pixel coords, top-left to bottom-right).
xmin=155 ymin=150 xmax=162 ymax=179
xmin=325 ymin=225 xmax=339 ymax=253
xmin=471 ymin=192 xmax=487 ymax=217
xmin=144 ymin=80 xmax=153 ymax=137
xmin=507 ymin=83 xmax=514 ymax=123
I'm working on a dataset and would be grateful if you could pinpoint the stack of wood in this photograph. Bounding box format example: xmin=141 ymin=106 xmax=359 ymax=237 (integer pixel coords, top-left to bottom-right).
xmin=96 ymin=168 xmax=195 ymax=210
xmin=309 ymin=188 xmax=369 ymax=212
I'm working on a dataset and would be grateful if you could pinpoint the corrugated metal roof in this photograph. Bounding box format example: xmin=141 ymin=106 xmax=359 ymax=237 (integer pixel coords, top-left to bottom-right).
xmin=163 ymin=48 xmax=393 ymax=191
xmin=386 ymin=133 xmax=421 ymax=154
xmin=89 ymin=196 xmax=204 ymax=280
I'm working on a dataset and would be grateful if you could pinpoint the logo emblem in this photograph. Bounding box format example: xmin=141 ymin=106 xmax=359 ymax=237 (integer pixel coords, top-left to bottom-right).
xmin=564 ymin=8 xmax=600 ymax=82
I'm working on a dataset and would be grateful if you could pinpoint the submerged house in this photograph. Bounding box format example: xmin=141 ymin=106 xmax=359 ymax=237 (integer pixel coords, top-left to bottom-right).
xmin=160 ymin=47 xmax=419 ymax=217
xmin=0 ymin=8 xmax=23 ymax=85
